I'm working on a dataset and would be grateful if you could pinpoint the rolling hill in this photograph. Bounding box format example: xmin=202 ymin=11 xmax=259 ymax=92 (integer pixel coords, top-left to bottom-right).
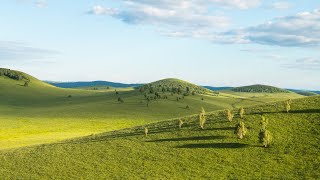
xmin=231 ymin=84 xmax=290 ymax=93
xmin=0 ymin=69 xmax=305 ymax=150
xmin=0 ymin=96 xmax=319 ymax=179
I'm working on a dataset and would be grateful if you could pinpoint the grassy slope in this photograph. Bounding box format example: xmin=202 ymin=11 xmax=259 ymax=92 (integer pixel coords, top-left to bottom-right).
xmin=0 ymin=72 xmax=303 ymax=149
xmin=0 ymin=96 xmax=319 ymax=179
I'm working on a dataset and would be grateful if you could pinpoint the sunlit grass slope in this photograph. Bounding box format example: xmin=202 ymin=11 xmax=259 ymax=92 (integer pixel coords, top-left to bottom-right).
xmin=0 ymin=70 xmax=304 ymax=149
xmin=0 ymin=96 xmax=319 ymax=179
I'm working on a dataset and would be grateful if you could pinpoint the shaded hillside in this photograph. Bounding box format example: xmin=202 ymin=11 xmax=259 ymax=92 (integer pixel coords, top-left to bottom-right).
xmin=231 ymin=84 xmax=290 ymax=93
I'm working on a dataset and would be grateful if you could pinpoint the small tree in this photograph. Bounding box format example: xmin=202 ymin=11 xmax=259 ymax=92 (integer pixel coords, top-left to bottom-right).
xmin=144 ymin=127 xmax=149 ymax=137
xmin=239 ymin=107 xmax=245 ymax=118
xmin=179 ymin=119 xmax=184 ymax=129
xmin=260 ymin=116 xmax=269 ymax=129
xmin=118 ymin=97 xmax=124 ymax=103
xmin=285 ymin=100 xmax=291 ymax=113
xmin=259 ymin=129 xmax=272 ymax=148
xmin=186 ymin=105 xmax=190 ymax=109
xmin=23 ymin=80 xmax=29 ymax=87
xmin=226 ymin=109 xmax=234 ymax=122
xmin=199 ymin=107 xmax=206 ymax=129
xmin=234 ymin=121 xmax=247 ymax=139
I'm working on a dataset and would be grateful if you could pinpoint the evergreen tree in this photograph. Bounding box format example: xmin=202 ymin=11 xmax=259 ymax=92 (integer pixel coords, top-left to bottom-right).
xmin=259 ymin=129 xmax=272 ymax=148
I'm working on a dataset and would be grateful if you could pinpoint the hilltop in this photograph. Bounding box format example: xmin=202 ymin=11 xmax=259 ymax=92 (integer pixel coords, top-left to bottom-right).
xmin=139 ymin=78 xmax=216 ymax=95
xmin=231 ymin=84 xmax=290 ymax=93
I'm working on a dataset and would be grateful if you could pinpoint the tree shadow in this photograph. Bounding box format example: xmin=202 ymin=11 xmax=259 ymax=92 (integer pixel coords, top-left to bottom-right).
xmin=147 ymin=135 xmax=227 ymax=142
xmin=251 ymin=109 xmax=320 ymax=115
xmin=192 ymin=127 xmax=234 ymax=131
xmin=176 ymin=143 xmax=249 ymax=149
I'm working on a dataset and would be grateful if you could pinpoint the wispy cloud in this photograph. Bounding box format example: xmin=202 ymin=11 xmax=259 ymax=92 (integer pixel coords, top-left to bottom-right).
xmin=269 ymin=2 xmax=291 ymax=10
xmin=0 ymin=41 xmax=59 ymax=63
xmin=214 ymin=9 xmax=320 ymax=47
xmin=35 ymin=0 xmax=47 ymax=8
xmin=282 ymin=57 xmax=320 ymax=70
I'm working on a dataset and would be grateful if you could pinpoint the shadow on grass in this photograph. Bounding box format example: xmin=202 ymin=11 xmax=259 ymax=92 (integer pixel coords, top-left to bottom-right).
xmin=251 ymin=109 xmax=320 ymax=115
xmin=192 ymin=127 xmax=234 ymax=131
xmin=147 ymin=135 xmax=227 ymax=142
xmin=176 ymin=143 xmax=249 ymax=149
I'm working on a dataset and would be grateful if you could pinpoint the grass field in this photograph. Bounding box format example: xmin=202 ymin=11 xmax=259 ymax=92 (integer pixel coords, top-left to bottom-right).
xmin=0 ymin=71 xmax=304 ymax=150
xmin=0 ymin=96 xmax=319 ymax=179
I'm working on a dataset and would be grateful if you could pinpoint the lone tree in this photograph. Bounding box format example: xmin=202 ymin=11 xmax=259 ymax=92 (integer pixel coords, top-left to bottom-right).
xmin=259 ymin=129 xmax=272 ymax=148
xmin=234 ymin=121 xmax=247 ymax=139
xmin=226 ymin=109 xmax=234 ymax=122
xmin=285 ymin=100 xmax=291 ymax=113
xmin=179 ymin=119 xmax=184 ymax=129
xmin=144 ymin=127 xmax=149 ymax=137
xmin=239 ymin=107 xmax=245 ymax=118
xmin=199 ymin=107 xmax=206 ymax=129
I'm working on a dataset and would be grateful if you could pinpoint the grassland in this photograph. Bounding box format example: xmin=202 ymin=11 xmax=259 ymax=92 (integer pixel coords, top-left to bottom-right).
xmin=0 ymin=70 xmax=305 ymax=150
xmin=0 ymin=96 xmax=319 ymax=179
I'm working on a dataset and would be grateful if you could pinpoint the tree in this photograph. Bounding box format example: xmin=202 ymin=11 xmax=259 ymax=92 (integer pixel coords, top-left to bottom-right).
xmin=260 ymin=116 xmax=269 ymax=129
xmin=226 ymin=109 xmax=234 ymax=122
xmin=144 ymin=127 xmax=149 ymax=137
xmin=259 ymin=129 xmax=272 ymax=148
xmin=118 ymin=97 xmax=124 ymax=103
xmin=199 ymin=107 xmax=206 ymax=129
xmin=239 ymin=107 xmax=245 ymax=118
xmin=186 ymin=105 xmax=190 ymax=109
xmin=234 ymin=121 xmax=247 ymax=139
xmin=285 ymin=100 xmax=291 ymax=113
xmin=179 ymin=119 xmax=184 ymax=129
xmin=23 ymin=80 xmax=29 ymax=87
xmin=115 ymin=89 xmax=119 ymax=95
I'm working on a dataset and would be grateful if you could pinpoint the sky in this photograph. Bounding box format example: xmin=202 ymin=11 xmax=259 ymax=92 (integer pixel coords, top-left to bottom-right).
xmin=0 ymin=0 xmax=320 ymax=90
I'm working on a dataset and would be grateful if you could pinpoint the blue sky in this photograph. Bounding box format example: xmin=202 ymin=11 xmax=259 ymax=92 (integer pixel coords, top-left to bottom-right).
xmin=0 ymin=0 xmax=319 ymax=90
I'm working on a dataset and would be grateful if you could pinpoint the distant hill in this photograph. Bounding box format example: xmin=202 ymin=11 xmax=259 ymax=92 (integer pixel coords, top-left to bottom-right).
xmin=46 ymin=81 xmax=143 ymax=89
xmin=140 ymin=78 xmax=216 ymax=95
xmin=203 ymin=86 xmax=232 ymax=91
xmin=231 ymin=84 xmax=290 ymax=93
xmin=286 ymin=89 xmax=318 ymax=96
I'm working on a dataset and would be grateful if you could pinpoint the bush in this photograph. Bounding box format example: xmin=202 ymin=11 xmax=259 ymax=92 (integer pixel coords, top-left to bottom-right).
xmin=144 ymin=127 xmax=149 ymax=137
xmin=179 ymin=119 xmax=184 ymax=129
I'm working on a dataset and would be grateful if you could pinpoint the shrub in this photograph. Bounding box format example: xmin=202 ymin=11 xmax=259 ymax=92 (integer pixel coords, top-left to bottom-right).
xmin=199 ymin=107 xmax=206 ymax=129
xmin=118 ymin=97 xmax=124 ymax=103
xmin=234 ymin=121 xmax=247 ymax=139
xmin=23 ymin=80 xmax=29 ymax=87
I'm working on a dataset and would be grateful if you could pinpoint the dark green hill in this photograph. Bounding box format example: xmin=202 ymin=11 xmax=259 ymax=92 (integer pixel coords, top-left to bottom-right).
xmin=139 ymin=78 xmax=216 ymax=95
xmin=231 ymin=84 xmax=290 ymax=93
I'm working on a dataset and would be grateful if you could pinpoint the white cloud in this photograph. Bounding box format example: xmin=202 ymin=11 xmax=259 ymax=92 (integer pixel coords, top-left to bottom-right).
xmin=214 ymin=9 xmax=320 ymax=47
xmin=35 ymin=0 xmax=47 ymax=8
xmin=88 ymin=0 xmax=261 ymax=31
xmin=282 ymin=57 xmax=320 ymax=70
xmin=270 ymin=2 xmax=291 ymax=10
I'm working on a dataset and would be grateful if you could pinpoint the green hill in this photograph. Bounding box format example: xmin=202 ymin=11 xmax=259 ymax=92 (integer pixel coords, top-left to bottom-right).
xmin=139 ymin=78 xmax=216 ymax=95
xmin=231 ymin=84 xmax=290 ymax=93
xmin=0 ymin=96 xmax=319 ymax=179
